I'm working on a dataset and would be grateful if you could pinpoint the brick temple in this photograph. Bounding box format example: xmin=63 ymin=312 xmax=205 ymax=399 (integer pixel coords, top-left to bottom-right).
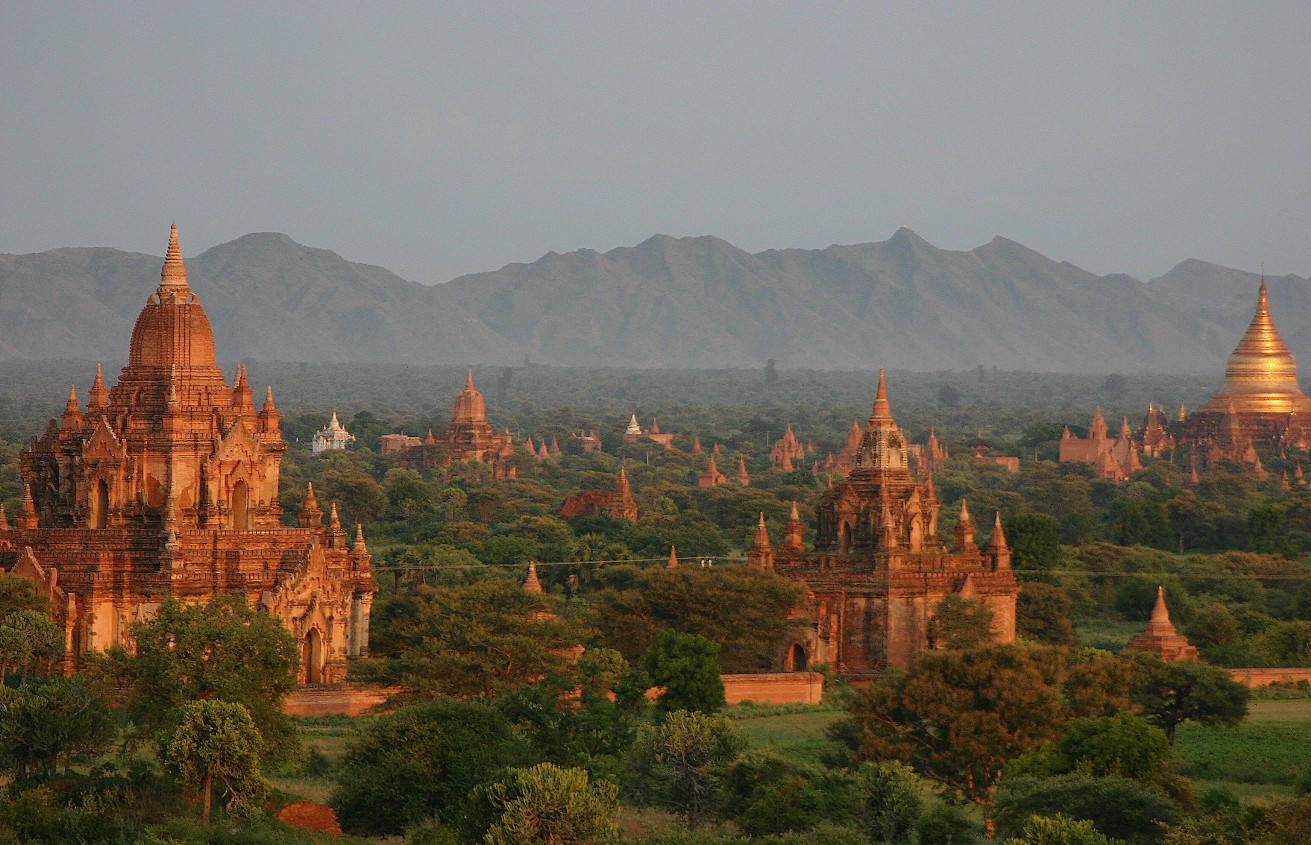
xmin=760 ymin=370 xmax=1019 ymax=676
xmin=1 ymin=225 xmax=376 ymax=683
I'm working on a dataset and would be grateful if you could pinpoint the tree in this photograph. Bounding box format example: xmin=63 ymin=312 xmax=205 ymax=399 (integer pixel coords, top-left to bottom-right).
xmin=1018 ymin=583 xmax=1078 ymax=646
xmin=643 ymin=631 xmax=725 ymax=715
xmin=330 ymin=698 xmax=529 ymax=836
xmin=1014 ymin=713 xmax=1173 ymax=789
xmin=1127 ymin=655 xmax=1249 ymax=743
xmin=0 ymin=609 xmax=63 ymax=685
xmin=830 ymin=644 xmax=1067 ymax=836
xmin=0 ymin=676 xmax=113 ymax=781
xmin=928 ymin=595 xmax=995 ymax=650
xmin=588 ymin=566 xmax=802 ymax=672
xmin=996 ymin=775 xmax=1179 ymax=844
xmin=853 ymin=760 xmax=924 ymax=844
xmin=1002 ymin=813 xmax=1124 ymax=845
xmin=1006 ymin=514 xmax=1063 ymax=573
xmin=481 ymin=763 xmax=620 ymax=845
xmin=113 ymin=594 xmax=299 ymax=759
xmin=0 ymin=574 xmax=49 ymax=619
xmin=369 ymin=579 xmax=583 ymax=698
xmin=628 ymin=709 xmax=746 ymax=830
xmin=163 ymin=699 xmax=269 ymax=825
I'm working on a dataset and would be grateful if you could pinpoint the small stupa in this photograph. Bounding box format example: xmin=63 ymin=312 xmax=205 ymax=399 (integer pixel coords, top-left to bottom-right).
xmin=1125 ymin=587 xmax=1199 ymax=662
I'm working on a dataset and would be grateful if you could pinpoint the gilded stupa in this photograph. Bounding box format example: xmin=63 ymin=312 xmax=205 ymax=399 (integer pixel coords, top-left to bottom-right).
xmin=1200 ymin=281 xmax=1311 ymax=416
xmin=1174 ymin=281 xmax=1311 ymax=457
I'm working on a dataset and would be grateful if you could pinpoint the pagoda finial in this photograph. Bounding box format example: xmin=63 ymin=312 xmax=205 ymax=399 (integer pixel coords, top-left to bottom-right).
xmin=872 ymin=368 xmax=891 ymax=420
xmin=353 ymin=523 xmax=368 ymax=554
xmin=959 ymin=499 xmax=972 ymax=525
xmin=789 ymin=501 xmax=800 ymax=522
xmin=64 ymin=384 xmax=80 ymax=417
xmin=1151 ymin=586 xmax=1170 ymax=624
xmin=262 ymin=386 xmax=277 ymax=414
xmin=160 ymin=223 xmax=189 ymax=290
xmin=466 ymin=368 xmax=475 ymax=391
xmin=328 ymin=502 xmax=342 ymax=533
xmin=668 ymin=545 xmax=678 ymax=568
xmin=523 ymin=561 xmax=543 ymax=593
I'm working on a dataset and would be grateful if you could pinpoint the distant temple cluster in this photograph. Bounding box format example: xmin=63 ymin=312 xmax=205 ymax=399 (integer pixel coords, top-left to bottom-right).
xmin=1059 ymin=282 xmax=1311 ymax=483
xmin=1 ymin=226 xmax=376 ymax=682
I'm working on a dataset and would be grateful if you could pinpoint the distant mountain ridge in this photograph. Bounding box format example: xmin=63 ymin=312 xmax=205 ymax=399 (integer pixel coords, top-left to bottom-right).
xmin=0 ymin=229 xmax=1303 ymax=373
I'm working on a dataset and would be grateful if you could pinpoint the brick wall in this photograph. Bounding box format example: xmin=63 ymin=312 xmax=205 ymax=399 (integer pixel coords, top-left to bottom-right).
xmin=722 ymin=672 xmax=825 ymax=705
xmin=1228 ymin=668 xmax=1311 ymax=688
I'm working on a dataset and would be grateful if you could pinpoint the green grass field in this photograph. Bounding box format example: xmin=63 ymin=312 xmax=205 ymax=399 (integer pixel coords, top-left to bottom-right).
xmin=727 ymin=703 xmax=846 ymax=764
xmin=1173 ymin=699 xmax=1311 ymax=801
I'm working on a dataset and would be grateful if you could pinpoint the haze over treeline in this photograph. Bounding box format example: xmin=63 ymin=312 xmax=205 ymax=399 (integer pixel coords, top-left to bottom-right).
xmin=0 ymin=229 xmax=1304 ymax=373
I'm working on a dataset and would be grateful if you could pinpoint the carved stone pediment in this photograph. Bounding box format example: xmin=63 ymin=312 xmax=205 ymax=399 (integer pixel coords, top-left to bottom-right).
xmin=83 ymin=416 xmax=123 ymax=462
xmin=216 ymin=417 xmax=262 ymax=466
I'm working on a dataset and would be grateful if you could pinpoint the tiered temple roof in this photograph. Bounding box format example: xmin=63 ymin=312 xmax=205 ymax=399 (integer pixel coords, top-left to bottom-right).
xmin=772 ymin=370 xmax=1018 ymax=675
xmin=4 ymin=225 xmax=375 ymax=682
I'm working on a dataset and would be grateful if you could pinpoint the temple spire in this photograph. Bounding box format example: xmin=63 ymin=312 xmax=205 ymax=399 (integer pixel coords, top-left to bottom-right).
xmin=353 ymin=523 xmax=368 ymax=554
xmin=19 ymin=483 xmax=39 ymax=529
xmin=299 ymin=482 xmax=323 ymax=528
xmin=160 ymin=223 xmax=189 ymax=291
xmin=87 ymin=363 xmax=108 ymax=411
xmin=871 ymin=368 xmax=891 ymax=421
xmin=63 ymin=384 xmax=82 ymax=428
xmin=668 ymin=545 xmax=678 ymax=568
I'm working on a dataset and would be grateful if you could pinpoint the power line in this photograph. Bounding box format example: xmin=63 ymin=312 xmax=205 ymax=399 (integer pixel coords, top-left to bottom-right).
xmin=369 ymin=558 xmax=1311 ymax=580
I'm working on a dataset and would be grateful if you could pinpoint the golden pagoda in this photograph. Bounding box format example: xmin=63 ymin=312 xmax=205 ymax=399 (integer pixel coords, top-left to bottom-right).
xmin=1174 ymin=281 xmax=1311 ymax=458
xmin=1200 ymin=281 xmax=1311 ymax=416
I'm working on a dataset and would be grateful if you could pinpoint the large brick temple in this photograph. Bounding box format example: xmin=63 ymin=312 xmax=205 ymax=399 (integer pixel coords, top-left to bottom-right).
xmin=0 ymin=225 xmax=376 ymax=683
xmin=758 ymin=370 xmax=1019 ymax=676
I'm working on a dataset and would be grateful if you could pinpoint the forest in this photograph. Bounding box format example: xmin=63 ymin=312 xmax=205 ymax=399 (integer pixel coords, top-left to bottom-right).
xmin=2 ymin=362 xmax=1310 ymax=844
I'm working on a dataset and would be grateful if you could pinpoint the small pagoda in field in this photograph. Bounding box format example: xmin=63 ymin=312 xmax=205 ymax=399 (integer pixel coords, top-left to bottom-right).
xmin=1125 ymin=587 xmax=1199 ymax=663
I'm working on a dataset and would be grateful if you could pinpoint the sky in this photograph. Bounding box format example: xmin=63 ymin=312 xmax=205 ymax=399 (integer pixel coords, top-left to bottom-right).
xmin=1 ymin=3 xmax=1308 ymax=285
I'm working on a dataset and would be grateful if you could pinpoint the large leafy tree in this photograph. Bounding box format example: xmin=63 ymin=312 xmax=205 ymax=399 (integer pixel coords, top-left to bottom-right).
xmin=111 ymin=594 xmax=299 ymax=758
xmin=0 ymin=676 xmax=113 ymax=781
xmin=164 ymin=699 xmax=269 ymax=825
xmin=587 ymin=565 xmax=802 ymax=672
xmin=369 ymin=579 xmax=584 ymax=698
xmin=830 ymin=644 xmax=1067 ymax=837
xmin=1125 ymin=655 xmax=1249 ymax=743
xmin=330 ymin=697 xmax=529 ymax=836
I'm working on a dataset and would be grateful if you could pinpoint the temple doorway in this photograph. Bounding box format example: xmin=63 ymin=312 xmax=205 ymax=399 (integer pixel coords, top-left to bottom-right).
xmin=231 ymin=481 xmax=250 ymax=529
xmin=787 ymin=643 xmax=808 ymax=671
xmin=303 ymin=629 xmax=323 ymax=684
xmin=90 ymin=479 xmax=109 ymax=529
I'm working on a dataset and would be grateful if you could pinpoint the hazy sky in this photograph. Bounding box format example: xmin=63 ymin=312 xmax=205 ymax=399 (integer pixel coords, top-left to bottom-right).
xmin=2 ymin=3 xmax=1307 ymax=285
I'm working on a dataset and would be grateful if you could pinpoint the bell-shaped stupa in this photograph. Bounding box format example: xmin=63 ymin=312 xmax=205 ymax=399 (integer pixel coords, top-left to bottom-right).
xmin=1201 ymin=281 xmax=1311 ymax=416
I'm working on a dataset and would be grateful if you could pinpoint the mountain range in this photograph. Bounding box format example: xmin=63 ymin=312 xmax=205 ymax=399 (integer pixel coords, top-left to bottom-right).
xmin=0 ymin=229 xmax=1301 ymax=373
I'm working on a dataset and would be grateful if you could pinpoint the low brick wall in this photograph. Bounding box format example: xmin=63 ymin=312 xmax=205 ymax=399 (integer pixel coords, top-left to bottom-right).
xmin=1229 ymin=668 xmax=1311 ymax=688
xmin=283 ymin=684 xmax=398 ymax=717
xmin=722 ymin=672 xmax=825 ymax=705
